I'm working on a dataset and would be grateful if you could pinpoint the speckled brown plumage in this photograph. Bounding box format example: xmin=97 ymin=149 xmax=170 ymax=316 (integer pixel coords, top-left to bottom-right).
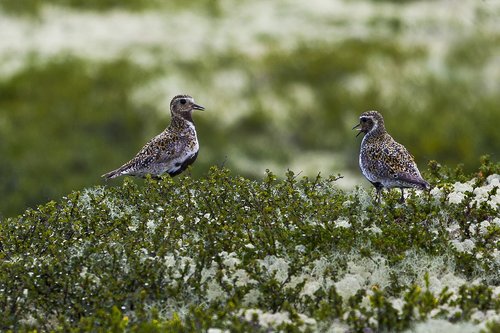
xmin=353 ymin=110 xmax=430 ymax=203
xmin=102 ymin=95 xmax=204 ymax=179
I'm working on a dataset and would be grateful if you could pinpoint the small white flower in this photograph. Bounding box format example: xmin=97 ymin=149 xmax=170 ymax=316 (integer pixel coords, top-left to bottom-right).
xmin=177 ymin=215 xmax=184 ymax=222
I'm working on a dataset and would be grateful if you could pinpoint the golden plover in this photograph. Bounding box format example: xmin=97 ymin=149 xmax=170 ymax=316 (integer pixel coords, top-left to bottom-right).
xmin=102 ymin=94 xmax=205 ymax=179
xmin=353 ymin=110 xmax=430 ymax=203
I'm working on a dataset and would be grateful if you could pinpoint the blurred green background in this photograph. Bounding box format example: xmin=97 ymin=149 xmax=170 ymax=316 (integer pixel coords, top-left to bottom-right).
xmin=0 ymin=0 xmax=499 ymax=217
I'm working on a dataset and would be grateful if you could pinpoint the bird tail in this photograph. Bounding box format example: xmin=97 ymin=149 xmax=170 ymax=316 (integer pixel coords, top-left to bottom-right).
xmin=412 ymin=178 xmax=431 ymax=191
xmin=101 ymin=168 xmax=123 ymax=180
xmin=422 ymin=180 xmax=431 ymax=191
xmin=397 ymin=172 xmax=431 ymax=191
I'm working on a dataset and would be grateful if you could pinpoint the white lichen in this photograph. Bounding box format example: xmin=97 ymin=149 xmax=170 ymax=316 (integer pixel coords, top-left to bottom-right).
xmin=205 ymin=280 xmax=226 ymax=302
xmin=447 ymin=180 xmax=474 ymax=204
xmin=404 ymin=319 xmax=478 ymax=333
xmin=450 ymin=239 xmax=475 ymax=254
xmin=334 ymin=217 xmax=351 ymax=228
xmin=220 ymin=251 xmax=241 ymax=269
xmin=259 ymin=256 xmax=289 ymax=284
xmin=242 ymin=289 xmax=262 ymax=306
xmin=240 ymin=309 xmax=316 ymax=331
xmin=334 ymin=274 xmax=363 ymax=300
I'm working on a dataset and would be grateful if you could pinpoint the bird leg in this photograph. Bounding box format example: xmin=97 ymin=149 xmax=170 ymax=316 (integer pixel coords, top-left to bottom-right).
xmin=372 ymin=183 xmax=383 ymax=204
xmin=398 ymin=188 xmax=405 ymax=203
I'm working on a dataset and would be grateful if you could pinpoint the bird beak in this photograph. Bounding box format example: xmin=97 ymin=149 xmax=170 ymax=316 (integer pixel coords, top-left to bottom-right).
xmin=352 ymin=123 xmax=363 ymax=137
xmin=192 ymin=103 xmax=205 ymax=111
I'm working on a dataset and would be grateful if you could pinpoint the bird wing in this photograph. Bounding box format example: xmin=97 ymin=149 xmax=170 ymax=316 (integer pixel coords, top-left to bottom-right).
xmin=380 ymin=136 xmax=428 ymax=188
xmin=116 ymin=130 xmax=182 ymax=174
xmin=137 ymin=131 xmax=178 ymax=161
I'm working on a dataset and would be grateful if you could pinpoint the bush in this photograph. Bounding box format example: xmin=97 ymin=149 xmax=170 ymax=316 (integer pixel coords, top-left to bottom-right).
xmin=0 ymin=58 xmax=159 ymax=217
xmin=0 ymin=157 xmax=498 ymax=332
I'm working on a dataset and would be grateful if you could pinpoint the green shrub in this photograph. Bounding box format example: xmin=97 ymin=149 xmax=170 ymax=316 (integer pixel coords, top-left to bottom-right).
xmin=0 ymin=157 xmax=498 ymax=332
xmin=0 ymin=57 xmax=160 ymax=217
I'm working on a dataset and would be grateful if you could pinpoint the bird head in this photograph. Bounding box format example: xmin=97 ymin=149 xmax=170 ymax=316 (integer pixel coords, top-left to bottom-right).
xmin=353 ymin=110 xmax=385 ymax=137
xmin=170 ymin=95 xmax=205 ymax=120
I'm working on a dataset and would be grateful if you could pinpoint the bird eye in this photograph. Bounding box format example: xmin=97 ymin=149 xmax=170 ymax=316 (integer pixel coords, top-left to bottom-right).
xmin=180 ymin=99 xmax=187 ymax=104
xmin=360 ymin=117 xmax=366 ymax=122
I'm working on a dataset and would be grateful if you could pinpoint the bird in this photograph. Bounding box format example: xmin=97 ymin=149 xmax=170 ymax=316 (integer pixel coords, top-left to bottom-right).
xmin=353 ymin=110 xmax=430 ymax=203
xmin=102 ymin=94 xmax=205 ymax=180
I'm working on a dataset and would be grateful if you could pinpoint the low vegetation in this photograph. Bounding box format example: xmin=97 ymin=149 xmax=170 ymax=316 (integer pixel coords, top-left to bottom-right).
xmin=0 ymin=157 xmax=498 ymax=332
xmin=1 ymin=1 xmax=500 ymax=216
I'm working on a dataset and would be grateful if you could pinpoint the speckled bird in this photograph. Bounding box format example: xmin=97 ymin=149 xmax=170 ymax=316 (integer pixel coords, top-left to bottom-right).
xmin=353 ymin=110 xmax=430 ymax=203
xmin=102 ymin=94 xmax=205 ymax=180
